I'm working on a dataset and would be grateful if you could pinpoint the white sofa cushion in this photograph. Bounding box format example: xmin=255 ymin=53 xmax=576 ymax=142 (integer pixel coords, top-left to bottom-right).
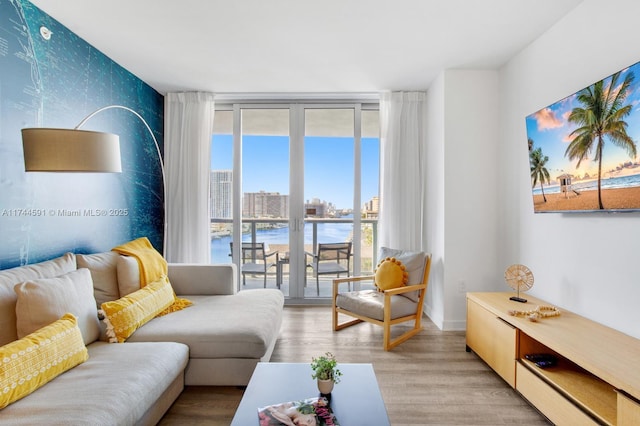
xmin=116 ymin=254 xmax=141 ymax=296
xmin=76 ymin=251 xmax=120 ymax=306
xmin=0 ymin=341 xmax=189 ymax=425
xmin=127 ymin=289 xmax=284 ymax=359
xmin=0 ymin=253 xmax=76 ymax=346
xmin=14 ymin=268 xmax=100 ymax=345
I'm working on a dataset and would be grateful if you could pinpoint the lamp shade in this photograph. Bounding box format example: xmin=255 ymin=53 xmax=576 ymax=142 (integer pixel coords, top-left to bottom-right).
xmin=21 ymin=128 xmax=122 ymax=172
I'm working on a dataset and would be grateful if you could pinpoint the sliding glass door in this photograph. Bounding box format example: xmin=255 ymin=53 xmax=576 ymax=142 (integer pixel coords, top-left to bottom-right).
xmin=239 ymin=108 xmax=290 ymax=296
xmin=302 ymin=108 xmax=355 ymax=297
xmin=211 ymin=101 xmax=379 ymax=302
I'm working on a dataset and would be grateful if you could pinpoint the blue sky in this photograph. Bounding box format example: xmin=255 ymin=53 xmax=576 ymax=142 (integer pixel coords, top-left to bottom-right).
xmin=525 ymin=61 xmax=640 ymax=184
xmin=211 ymin=135 xmax=379 ymax=209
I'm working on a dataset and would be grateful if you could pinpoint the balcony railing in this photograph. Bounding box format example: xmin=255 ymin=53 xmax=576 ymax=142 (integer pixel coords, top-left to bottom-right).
xmin=211 ymin=217 xmax=378 ymax=275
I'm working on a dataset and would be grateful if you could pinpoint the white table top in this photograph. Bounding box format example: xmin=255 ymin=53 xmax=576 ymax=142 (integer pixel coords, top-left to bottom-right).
xmin=231 ymin=362 xmax=390 ymax=425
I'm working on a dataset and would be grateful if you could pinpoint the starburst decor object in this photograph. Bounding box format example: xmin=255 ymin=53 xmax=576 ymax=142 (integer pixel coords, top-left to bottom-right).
xmin=504 ymin=264 xmax=534 ymax=303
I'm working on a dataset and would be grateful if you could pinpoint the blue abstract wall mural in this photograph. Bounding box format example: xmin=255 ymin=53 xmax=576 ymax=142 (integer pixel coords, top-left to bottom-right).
xmin=0 ymin=0 xmax=164 ymax=269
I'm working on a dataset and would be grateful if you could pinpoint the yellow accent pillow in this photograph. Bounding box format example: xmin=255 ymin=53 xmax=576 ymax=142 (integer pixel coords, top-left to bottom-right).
xmin=0 ymin=313 xmax=88 ymax=409
xmin=100 ymin=275 xmax=175 ymax=343
xmin=374 ymin=257 xmax=409 ymax=291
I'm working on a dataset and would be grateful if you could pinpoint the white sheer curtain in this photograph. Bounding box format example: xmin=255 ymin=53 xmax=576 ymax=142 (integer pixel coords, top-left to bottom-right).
xmin=164 ymin=92 xmax=215 ymax=263
xmin=378 ymin=91 xmax=427 ymax=251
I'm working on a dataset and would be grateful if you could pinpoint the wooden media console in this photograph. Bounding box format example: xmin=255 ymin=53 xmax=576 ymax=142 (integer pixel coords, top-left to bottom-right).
xmin=466 ymin=292 xmax=640 ymax=425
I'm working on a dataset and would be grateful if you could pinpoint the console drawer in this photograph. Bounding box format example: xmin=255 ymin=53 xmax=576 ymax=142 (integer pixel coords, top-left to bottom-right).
xmin=516 ymin=362 xmax=597 ymax=426
xmin=467 ymin=298 xmax=516 ymax=387
xmin=618 ymin=392 xmax=640 ymax=426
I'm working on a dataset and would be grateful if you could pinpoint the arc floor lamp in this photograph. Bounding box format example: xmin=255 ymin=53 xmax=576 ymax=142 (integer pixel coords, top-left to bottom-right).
xmin=21 ymin=105 xmax=167 ymax=254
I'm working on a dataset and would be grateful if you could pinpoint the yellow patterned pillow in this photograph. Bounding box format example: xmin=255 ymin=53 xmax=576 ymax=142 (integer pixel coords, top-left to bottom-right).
xmin=0 ymin=313 xmax=88 ymax=409
xmin=100 ymin=275 xmax=175 ymax=343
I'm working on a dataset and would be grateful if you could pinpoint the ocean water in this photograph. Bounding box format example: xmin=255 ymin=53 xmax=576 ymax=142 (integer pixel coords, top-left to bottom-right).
xmin=532 ymin=173 xmax=640 ymax=195
xmin=210 ymin=222 xmax=353 ymax=263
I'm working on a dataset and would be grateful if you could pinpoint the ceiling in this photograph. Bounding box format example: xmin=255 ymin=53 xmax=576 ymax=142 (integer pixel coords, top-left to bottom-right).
xmin=28 ymin=0 xmax=583 ymax=96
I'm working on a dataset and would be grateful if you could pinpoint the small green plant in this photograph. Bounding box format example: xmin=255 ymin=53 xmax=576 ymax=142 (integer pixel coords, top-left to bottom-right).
xmin=310 ymin=352 xmax=342 ymax=384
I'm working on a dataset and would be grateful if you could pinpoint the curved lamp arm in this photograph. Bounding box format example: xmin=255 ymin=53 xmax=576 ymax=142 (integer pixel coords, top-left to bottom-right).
xmin=76 ymin=105 xmax=167 ymax=255
xmin=74 ymin=105 xmax=165 ymax=187
xmin=21 ymin=104 xmax=167 ymax=255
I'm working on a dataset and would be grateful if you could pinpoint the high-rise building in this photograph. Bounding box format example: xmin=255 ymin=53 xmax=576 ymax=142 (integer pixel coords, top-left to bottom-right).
xmin=305 ymin=198 xmax=327 ymax=217
xmin=243 ymin=191 xmax=289 ymax=218
xmin=364 ymin=196 xmax=379 ymax=218
xmin=210 ymin=170 xmax=233 ymax=219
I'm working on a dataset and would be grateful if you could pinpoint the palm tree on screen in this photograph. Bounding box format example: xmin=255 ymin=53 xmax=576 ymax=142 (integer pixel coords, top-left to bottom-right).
xmin=565 ymin=71 xmax=637 ymax=209
xmin=530 ymin=140 xmax=550 ymax=203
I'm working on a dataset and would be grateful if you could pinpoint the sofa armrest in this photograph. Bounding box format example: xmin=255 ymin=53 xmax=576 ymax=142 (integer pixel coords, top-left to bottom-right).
xmin=167 ymin=263 xmax=237 ymax=295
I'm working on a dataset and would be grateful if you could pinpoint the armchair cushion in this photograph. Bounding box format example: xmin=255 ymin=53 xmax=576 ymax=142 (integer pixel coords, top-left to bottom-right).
xmin=374 ymin=257 xmax=408 ymax=291
xmin=378 ymin=248 xmax=427 ymax=302
xmin=335 ymin=290 xmax=417 ymax=321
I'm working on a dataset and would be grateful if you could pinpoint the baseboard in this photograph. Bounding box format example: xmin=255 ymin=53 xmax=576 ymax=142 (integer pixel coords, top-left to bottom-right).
xmin=441 ymin=319 xmax=467 ymax=331
xmin=423 ymin=305 xmax=466 ymax=331
xmin=423 ymin=305 xmax=443 ymax=330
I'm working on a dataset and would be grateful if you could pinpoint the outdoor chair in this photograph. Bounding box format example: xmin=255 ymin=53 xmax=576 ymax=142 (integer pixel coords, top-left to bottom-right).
xmin=305 ymin=242 xmax=352 ymax=296
xmin=332 ymin=249 xmax=431 ymax=350
xmin=230 ymin=242 xmax=279 ymax=288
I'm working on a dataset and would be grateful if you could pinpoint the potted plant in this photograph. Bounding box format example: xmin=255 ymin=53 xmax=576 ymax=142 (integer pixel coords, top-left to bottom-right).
xmin=311 ymin=352 xmax=342 ymax=394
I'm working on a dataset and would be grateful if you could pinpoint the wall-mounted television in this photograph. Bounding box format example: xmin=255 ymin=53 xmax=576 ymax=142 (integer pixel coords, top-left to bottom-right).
xmin=525 ymin=60 xmax=640 ymax=213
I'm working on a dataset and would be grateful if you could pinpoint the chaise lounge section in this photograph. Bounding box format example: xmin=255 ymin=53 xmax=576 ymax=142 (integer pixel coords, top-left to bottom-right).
xmin=0 ymin=250 xmax=284 ymax=424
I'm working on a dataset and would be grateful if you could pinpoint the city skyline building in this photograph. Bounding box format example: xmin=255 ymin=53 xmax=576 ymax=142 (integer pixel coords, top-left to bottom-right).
xmin=243 ymin=190 xmax=289 ymax=218
xmin=210 ymin=170 xmax=233 ymax=219
xmin=210 ymin=170 xmax=376 ymax=220
xmin=363 ymin=196 xmax=379 ymax=218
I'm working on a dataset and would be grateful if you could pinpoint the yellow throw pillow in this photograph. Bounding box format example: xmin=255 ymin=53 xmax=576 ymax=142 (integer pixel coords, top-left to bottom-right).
xmin=0 ymin=313 xmax=88 ymax=409
xmin=100 ymin=275 xmax=175 ymax=343
xmin=374 ymin=257 xmax=409 ymax=291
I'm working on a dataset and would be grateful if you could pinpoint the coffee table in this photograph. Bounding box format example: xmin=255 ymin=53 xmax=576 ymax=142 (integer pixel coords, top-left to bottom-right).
xmin=231 ymin=362 xmax=390 ymax=425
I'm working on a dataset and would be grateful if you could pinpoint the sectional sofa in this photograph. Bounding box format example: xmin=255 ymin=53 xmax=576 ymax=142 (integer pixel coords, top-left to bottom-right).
xmin=0 ymin=251 xmax=284 ymax=425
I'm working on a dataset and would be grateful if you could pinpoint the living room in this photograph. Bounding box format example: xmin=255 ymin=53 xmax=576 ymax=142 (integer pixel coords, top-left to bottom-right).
xmin=2 ymin=0 xmax=640 ymax=424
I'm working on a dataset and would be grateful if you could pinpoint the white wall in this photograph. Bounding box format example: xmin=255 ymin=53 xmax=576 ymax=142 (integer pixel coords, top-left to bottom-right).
xmin=499 ymin=0 xmax=640 ymax=338
xmin=426 ymin=70 xmax=500 ymax=330
xmin=425 ymin=72 xmax=446 ymax=327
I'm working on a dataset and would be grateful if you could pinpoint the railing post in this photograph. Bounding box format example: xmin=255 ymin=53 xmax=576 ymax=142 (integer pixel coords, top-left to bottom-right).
xmin=312 ymin=221 xmax=318 ymax=253
xmin=251 ymin=221 xmax=257 ymax=262
xmin=372 ymin=222 xmax=378 ymax=268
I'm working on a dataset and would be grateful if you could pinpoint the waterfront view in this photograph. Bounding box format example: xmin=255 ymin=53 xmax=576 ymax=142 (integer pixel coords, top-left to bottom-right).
xmin=211 ymin=221 xmax=355 ymax=262
xmin=210 ymin=107 xmax=380 ymax=297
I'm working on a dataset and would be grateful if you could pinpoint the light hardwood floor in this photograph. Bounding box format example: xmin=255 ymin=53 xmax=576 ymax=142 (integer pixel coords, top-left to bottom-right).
xmin=159 ymin=306 xmax=549 ymax=425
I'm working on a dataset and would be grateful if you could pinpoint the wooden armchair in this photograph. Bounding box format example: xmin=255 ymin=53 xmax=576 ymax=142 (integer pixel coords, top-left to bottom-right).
xmin=332 ymin=253 xmax=431 ymax=351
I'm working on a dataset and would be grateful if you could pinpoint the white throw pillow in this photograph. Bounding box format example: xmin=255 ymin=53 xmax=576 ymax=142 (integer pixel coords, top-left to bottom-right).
xmin=116 ymin=255 xmax=141 ymax=296
xmin=14 ymin=268 xmax=100 ymax=345
xmin=0 ymin=253 xmax=77 ymax=346
xmin=77 ymin=252 xmax=120 ymax=306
